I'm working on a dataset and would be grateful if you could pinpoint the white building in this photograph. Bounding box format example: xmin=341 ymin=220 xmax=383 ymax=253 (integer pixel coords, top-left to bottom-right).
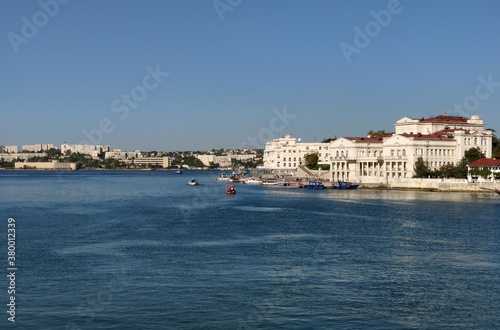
xmin=105 ymin=149 xmax=141 ymax=160
xmin=196 ymin=154 xmax=216 ymax=166
xmin=196 ymin=153 xmax=259 ymax=167
xmin=328 ymin=115 xmax=492 ymax=183
xmin=14 ymin=161 xmax=76 ymax=170
xmin=133 ymin=156 xmax=172 ymax=168
xmin=263 ymin=115 xmax=493 ymax=183
xmin=467 ymin=158 xmax=500 ymax=181
xmin=0 ymin=153 xmax=47 ymax=162
xmin=263 ymin=135 xmax=330 ymax=175
xmin=61 ymin=143 xmax=110 ymax=159
xmin=0 ymin=146 xmax=18 ymax=153
xmin=22 ymin=144 xmax=54 ymax=152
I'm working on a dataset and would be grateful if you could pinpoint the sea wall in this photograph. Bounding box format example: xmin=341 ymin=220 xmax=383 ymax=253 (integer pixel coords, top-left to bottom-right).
xmin=387 ymin=178 xmax=500 ymax=192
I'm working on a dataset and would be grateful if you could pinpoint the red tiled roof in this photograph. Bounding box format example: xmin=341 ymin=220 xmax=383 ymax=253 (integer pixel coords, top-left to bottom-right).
xmin=416 ymin=115 xmax=469 ymax=123
xmin=468 ymin=158 xmax=500 ymax=167
xmin=400 ymin=130 xmax=456 ymax=141
xmin=343 ymin=134 xmax=394 ymax=143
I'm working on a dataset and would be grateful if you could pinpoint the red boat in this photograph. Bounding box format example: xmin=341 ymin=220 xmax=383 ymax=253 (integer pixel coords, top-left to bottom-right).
xmin=226 ymin=184 xmax=236 ymax=195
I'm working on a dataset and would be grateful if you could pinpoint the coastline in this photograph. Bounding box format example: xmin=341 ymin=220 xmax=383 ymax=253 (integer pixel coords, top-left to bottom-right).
xmin=2 ymin=168 xmax=499 ymax=193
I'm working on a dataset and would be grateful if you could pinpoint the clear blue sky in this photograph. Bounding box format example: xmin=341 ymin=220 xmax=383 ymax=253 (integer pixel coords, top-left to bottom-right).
xmin=1 ymin=0 xmax=499 ymax=151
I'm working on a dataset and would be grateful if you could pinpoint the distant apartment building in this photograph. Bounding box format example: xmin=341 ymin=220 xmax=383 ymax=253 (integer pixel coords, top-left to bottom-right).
xmin=0 ymin=145 xmax=18 ymax=153
xmin=22 ymin=144 xmax=54 ymax=152
xmin=133 ymin=156 xmax=171 ymax=168
xmin=61 ymin=142 xmax=110 ymax=159
xmin=196 ymin=154 xmax=216 ymax=166
xmin=105 ymin=149 xmax=142 ymax=160
xmin=263 ymin=115 xmax=493 ymax=183
xmin=0 ymin=152 xmax=47 ymax=162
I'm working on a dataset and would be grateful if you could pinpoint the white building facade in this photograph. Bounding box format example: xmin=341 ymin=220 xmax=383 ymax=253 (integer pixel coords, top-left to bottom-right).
xmin=263 ymin=135 xmax=330 ymax=175
xmin=0 ymin=146 xmax=18 ymax=153
xmin=22 ymin=144 xmax=54 ymax=152
xmin=133 ymin=156 xmax=172 ymax=168
xmin=61 ymin=143 xmax=110 ymax=158
xmin=105 ymin=149 xmax=141 ymax=160
xmin=263 ymin=115 xmax=493 ymax=183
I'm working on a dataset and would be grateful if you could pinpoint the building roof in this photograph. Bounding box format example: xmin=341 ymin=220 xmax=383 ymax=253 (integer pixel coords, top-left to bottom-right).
xmin=344 ymin=134 xmax=392 ymax=143
xmin=400 ymin=130 xmax=456 ymax=141
xmin=468 ymin=158 xmax=500 ymax=168
xmin=415 ymin=115 xmax=469 ymax=124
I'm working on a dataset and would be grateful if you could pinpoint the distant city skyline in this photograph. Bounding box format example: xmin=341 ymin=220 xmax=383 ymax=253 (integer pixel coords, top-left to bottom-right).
xmin=1 ymin=0 xmax=499 ymax=151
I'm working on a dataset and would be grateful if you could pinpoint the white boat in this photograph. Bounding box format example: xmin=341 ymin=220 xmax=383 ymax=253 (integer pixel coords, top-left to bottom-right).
xmin=188 ymin=179 xmax=199 ymax=186
xmin=216 ymin=173 xmax=230 ymax=181
xmin=262 ymin=179 xmax=279 ymax=186
xmin=246 ymin=177 xmax=263 ymax=185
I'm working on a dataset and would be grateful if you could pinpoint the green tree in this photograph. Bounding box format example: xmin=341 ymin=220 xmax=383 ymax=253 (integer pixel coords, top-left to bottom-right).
xmin=470 ymin=167 xmax=492 ymax=179
xmin=367 ymin=130 xmax=387 ymax=137
xmin=464 ymin=147 xmax=486 ymax=163
xmin=208 ymin=161 xmax=220 ymax=169
xmin=413 ymin=157 xmax=431 ymax=178
xmin=440 ymin=164 xmax=456 ymax=178
xmin=488 ymin=129 xmax=500 ymax=158
xmin=453 ymin=148 xmax=486 ymax=178
xmin=47 ymin=148 xmax=62 ymax=159
xmin=304 ymin=153 xmax=319 ymax=169
xmin=322 ymin=137 xmax=337 ymax=143
xmin=454 ymin=158 xmax=469 ymax=178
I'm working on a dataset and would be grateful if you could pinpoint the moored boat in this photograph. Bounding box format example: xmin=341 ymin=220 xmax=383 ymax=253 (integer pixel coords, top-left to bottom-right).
xmin=304 ymin=181 xmax=325 ymax=189
xmin=262 ymin=179 xmax=279 ymax=186
xmin=331 ymin=180 xmax=359 ymax=189
xmin=246 ymin=177 xmax=263 ymax=185
xmin=216 ymin=173 xmax=230 ymax=181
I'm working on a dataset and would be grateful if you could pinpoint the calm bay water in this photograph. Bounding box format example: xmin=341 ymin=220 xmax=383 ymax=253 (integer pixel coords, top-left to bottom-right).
xmin=1 ymin=170 xmax=499 ymax=329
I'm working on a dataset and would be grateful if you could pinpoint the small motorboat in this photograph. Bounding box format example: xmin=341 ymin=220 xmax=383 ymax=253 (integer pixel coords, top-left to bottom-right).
xmin=188 ymin=179 xmax=199 ymax=186
xmin=226 ymin=184 xmax=236 ymax=195
xmin=289 ymin=183 xmax=303 ymax=188
xmin=216 ymin=173 xmax=230 ymax=181
xmin=277 ymin=181 xmax=290 ymax=186
xmin=246 ymin=177 xmax=263 ymax=185
xmin=331 ymin=180 xmax=359 ymax=189
xmin=175 ymin=169 xmax=183 ymax=174
xmin=262 ymin=179 xmax=279 ymax=186
xmin=304 ymin=181 xmax=325 ymax=189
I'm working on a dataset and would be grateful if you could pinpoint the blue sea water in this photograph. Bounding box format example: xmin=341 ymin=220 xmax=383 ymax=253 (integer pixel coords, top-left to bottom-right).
xmin=0 ymin=170 xmax=499 ymax=329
